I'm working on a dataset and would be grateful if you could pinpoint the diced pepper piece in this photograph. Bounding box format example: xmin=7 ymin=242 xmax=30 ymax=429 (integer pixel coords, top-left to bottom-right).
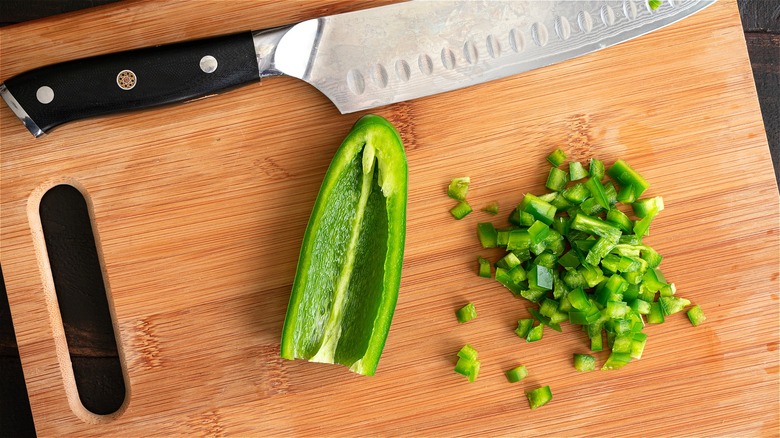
xmin=447 ymin=177 xmax=470 ymax=201
xmin=589 ymin=158 xmax=605 ymax=180
xmin=647 ymin=302 xmax=665 ymax=324
xmin=604 ymin=181 xmax=618 ymax=206
xmin=629 ymin=299 xmax=652 ymax=315
xmin=547 ymin=148 xmax=567 ymax=166
xmin=526 ymin=323 xmax=544 ymax=342
xmin=528 ymin=220 xmax=550 ymax=245
xmin=505 ymin=365 xmax=529 ymax=383
xmin=606 ymin=208 xmax=633 ymax=234
xmin=602 ymin=352 xmax=632 ymax=370
xmin=632 ymin=196 xmax=665 ymax=218
xmin=573 ymin=353 xmax=596 ymax=371
xmin=640 ymin=245 xmax=663 ymax=269
xmin=570 ymin=213 xmax=621 ymax=238
xmin=520 ymin=194 xmax=557 ymax=225
xmin=659 ymin=296 xmax=691 ymax=316
xmin=450 ymin=201 xmax=472 ymax=220
xmin=687 ymin=305 xmax=706 ymax=326
xmin=507 ymin=229 xmax=531 ymax=251
xmin=481 ymin=201 xmax=500 ymax=215
xmin=546 ymin=167 xmax=569 ymax=191
xmin=631 ymin=332 xmax=648 ymax=359
xmin=539 ymin=298 xmax=560 ymax=318
xmin=611 ymin=334 xmax=633 ymax=353
xmin=495 ymin=267 xmax=523 ymax=295
xmin=606 ymin=300 xmax=628 ymax=319
xmin=281 ymin=115 xmax=407 ymax=376
xmin=477 ymin=222 xmax=498 ymax=248
xmin=515 ymin=318 xmax=534 ymax=338
xmin=496 ymin=252 xmax=523 ymax=270
xmin=616 ymin=183 xmax=637 ymax=204
xmin=608 ymin=159 xmax=650 ymax=199
xmin=526 ymin=386 xmax=553 ymax=409
xmin=569 ymin=161 xmax=589 ymax=181
xmin=496 ymin=228 xmax=511 ymax=247
xmin=457 ymin=344 xmax=479 ymax=361
xmin=477 ymin=256 xmax=491 ymax=278
xmin=558 ymin=250 xmax=581 ymax=269
xmin=455 ymin=357 xmax=481 ymax=382
xmin=456 ymin=303 xmax=477 ymax=323
xmin=590 ymin=332 xmax=604 ymax=352
xmin=585 ymin=177 xmax=610 ymax=210
xmin=562 ymin=183 xmax=590 ymax=204
xmin=529 ymin=307 xmax=563 ymax=332
xmin=566 ymin=287 xmax=590 ymax=311
xmin=529 ymin=264 xmax=554 ymax=291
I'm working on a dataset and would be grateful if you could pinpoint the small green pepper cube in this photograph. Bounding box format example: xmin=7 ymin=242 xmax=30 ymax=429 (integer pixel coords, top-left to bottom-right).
xmin=526 ymin=323 xmax=544 ymax=342
xmin=585 ymin=177 xmax=610 ymax=209
xmin=496 ymin=252 xmax=522 ymax=270
xmin=573 ymin=353 xmax=596 ymax=372
xmin=506 ymin=229 xmax=531 ymax=251
xmin=590 ymin=332 xmax=604 ymax=352
xmin=569 ymin=161 xmax=589 ymax=181
xmin=481 ymin=201 xmax=500 ymax=215
xmin=611 ymin=334 xmax=633 ymax=353
xmin=515 ymin=318 xmax=534 ymax=338
xmin=547 ymin=148 xmax=567 ymax=167
xmin=477 ymin=222 xmax=498 ymax=248
xmin=562 ymin=183 xmax=590 ymax=204
xmin=607 ymin=159 xmax=649 ymax=199
xmin=528 ymin=220 xmax=550 ymax=245
xmin=447 ymin=177 xmax=470 ymax=201
xmin=528 ymin=264 xmax=554 ymax=291
xmin=606 ymin=300 xmax=628 ymax=319
xmin=521 ymin=194 xmax=557 ymax=225
xmin=602 ymin=352 xmax=632 ymax=370
xmin=457 ymin=344 xmax=479 ymax=361
xmin=546 ymin=167 xmax=569 ymax=191
xmin=647 ymin=302 xmax=665 ymax=324
xmin=450 ymin=201 xmax=473 ymax=220
xmin=687 ymin=305 xmax=706 ymax=327
xmin=616 ymin=183 xmax=638 ymax=204
xmin=477 ymin=256 xmax=491 ymax=278
xmin=456 ymin=303 xmax=477 ymax=323
xmin=505 ymin=365 xmax=529 ymax=383
xmin=526 ymin=386 xmax=553 ymax=409
xmin=589 ymin=158 xmax=605 ymax=180
xmin=631 ymin=332 xmax=648 ymax=359
xmin=659 ymin=296 xmax=690 ymax=316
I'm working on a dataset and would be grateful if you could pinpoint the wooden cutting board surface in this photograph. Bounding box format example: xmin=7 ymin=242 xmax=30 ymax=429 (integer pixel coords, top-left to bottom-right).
xmin=1 ymin=0 xmax=778 ymax=435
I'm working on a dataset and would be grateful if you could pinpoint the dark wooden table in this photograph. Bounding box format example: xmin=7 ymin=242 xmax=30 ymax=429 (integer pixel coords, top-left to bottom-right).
xmin=1 ymin=1 xmax=778 ymax=436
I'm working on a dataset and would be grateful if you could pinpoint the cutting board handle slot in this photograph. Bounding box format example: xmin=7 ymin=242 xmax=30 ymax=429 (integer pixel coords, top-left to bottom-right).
xmin=29 ymin=181 xmax=130 ymax=423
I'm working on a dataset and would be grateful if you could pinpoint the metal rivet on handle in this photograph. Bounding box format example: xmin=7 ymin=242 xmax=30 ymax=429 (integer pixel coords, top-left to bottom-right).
xmin=116 ymin=70 xmax=137 ymax=90
xmin=36 ymin=86 xmax=54 ymax=104
xmin=200 ymin=55 xmax=218 ymax=74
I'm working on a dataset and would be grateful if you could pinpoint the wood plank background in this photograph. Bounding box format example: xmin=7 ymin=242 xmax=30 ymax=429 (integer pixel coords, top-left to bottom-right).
xmin=0 ymin=2 xmax=780 ymax=435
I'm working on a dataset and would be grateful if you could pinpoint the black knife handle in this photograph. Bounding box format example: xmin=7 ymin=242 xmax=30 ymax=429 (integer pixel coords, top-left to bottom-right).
xmin=1 ymin=31 xmax=259 ymax=136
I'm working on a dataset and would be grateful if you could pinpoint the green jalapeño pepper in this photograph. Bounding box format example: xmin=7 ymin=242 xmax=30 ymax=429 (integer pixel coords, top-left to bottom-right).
xmin=280 ymin=115 xmax=408 ymax=376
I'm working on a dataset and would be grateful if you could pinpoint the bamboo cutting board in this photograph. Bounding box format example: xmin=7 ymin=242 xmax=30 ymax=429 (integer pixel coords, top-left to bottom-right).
xmin=1 ymin=0 xmax=778 ymax=435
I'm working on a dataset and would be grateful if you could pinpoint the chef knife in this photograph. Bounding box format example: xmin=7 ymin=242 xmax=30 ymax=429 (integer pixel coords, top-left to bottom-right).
xmin=0 ymin=0 xmax=715 ymax=138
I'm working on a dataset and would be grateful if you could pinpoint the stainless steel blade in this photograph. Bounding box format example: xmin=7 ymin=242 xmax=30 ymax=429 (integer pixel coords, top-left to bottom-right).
xmin=259 ymin=0 xmax=715 ymax=113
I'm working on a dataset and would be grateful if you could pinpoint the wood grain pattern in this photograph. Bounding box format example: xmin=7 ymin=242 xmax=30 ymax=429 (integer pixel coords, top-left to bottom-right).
xmin=1 ymin=0 xmax=778 ymax=435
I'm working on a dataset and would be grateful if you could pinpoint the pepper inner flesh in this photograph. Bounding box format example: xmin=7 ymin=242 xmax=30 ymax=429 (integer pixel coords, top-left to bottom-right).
xmin=293 ymin=144 xmax=388 ymax=368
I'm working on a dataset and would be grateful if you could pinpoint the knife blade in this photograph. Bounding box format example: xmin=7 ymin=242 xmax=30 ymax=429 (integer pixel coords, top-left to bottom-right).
xmin=0 ymin=0 xmax=715 ymax=138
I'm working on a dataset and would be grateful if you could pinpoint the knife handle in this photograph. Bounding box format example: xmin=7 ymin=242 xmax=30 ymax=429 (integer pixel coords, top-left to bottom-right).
xmin=1 ymin=31 xmax=259 ymax=137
